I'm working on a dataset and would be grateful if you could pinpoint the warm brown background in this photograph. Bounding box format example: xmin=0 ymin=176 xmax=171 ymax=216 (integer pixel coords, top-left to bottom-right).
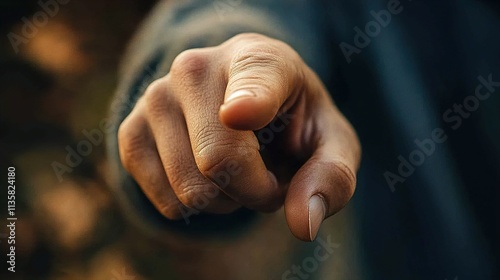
xmin=0 ymin=1 xmax=184 ymax=279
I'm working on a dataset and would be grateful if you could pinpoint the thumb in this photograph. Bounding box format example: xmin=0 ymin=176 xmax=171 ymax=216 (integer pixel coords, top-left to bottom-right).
xmin=218 ymin=34 xmax=303 ymax=130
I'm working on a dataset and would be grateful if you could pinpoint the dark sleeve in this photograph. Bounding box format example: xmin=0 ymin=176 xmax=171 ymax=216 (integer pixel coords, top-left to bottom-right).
xmin=106 ymin=0 xmax=331 ymax=238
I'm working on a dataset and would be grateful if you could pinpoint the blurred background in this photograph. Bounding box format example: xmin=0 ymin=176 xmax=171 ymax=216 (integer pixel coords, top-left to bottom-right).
xmin=1 ymin=1 xmax=500 ymax=280
xmin=0 ymin=1 xmax=178 ymax=279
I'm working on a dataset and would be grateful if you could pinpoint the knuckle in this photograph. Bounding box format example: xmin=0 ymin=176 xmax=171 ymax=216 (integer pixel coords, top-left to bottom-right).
xmin=197 ymin=152 xmax=229 ymax=178
xmin=233 ymin=32 xmax=264 ymax=40
xmin=177 ymin=182 xmax=212 ymax=209
xmin=231 ymin=32 xmax=270 ymax=45
xmin=170 ymin=49 xmax=209 ymax=82
xmin=143 ymin=79 xmax=176 ymax=119
xmin=143 ymin=80 xmax=164 ymax=107
xmin=197 ymin=149 xmax=244 ymax=182
xmin=227 ymin=33 xmax=304 ymax=91
xmin=232 ymin=44 xmax=285 ymax=69
xmin=117 ymin=119 xmax=144 ymax=171
xmin=229 ymin=44 xmax=287 ymax=89
xmin=191 ymin=127 xmax=253 ymax=179
xmin=230 ymin=33 xmax=293 ymax=64
xmin=143 ymin=79 xmax=165 ymax=100
xmin=166 ymin=163 xmax=213 ymax=209
xmin=193 ymin=124 xmax=233 ymax=155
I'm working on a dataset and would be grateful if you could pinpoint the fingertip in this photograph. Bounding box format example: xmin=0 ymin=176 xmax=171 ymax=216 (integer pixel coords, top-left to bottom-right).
xmin=284 ymin=192 xmax=310 ymax=241
xmin=285 ymin=193 xmax=326 ymax=242
xmin=284 ymin=159 xmax=356 ymax=241
xmin=219 ymin=90 xmax=276 ymax=131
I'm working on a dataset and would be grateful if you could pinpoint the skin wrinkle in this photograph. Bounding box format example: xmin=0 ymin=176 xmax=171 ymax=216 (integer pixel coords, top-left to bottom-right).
xmin=202 ymin=159 xmax=277 ymax=207
xmin=140 ymin=76 xmax=242 ymax=213
xmin=118 ymin=32 xmax=361 ymax=242
xmin=191 ymin=123 xmax=257 ymax=157
xmin=100 ymin=0 xmax=370 ymax=274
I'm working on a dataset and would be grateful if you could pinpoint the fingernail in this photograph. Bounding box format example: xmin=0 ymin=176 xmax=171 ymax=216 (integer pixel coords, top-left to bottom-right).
xmin=225 ymin=90 xmax=256 ymax=104
xmin=308 ymin=195 xmax=326 ymax=241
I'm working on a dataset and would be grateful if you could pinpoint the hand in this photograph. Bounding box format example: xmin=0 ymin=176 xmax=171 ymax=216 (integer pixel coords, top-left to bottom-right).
xmin=118 ymin=33 xmax=361 ymax=241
